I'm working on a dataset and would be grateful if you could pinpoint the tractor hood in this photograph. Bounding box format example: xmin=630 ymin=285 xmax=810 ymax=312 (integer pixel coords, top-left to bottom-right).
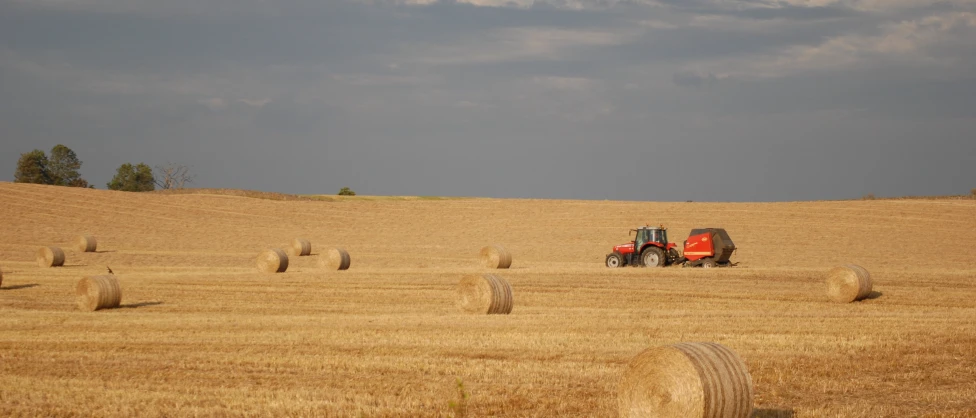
xmin=613 ymin=243 xmax=635 ymax=254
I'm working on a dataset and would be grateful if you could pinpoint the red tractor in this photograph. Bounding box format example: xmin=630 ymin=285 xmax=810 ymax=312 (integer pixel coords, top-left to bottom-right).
xmin=605 ymin=226 xmax=736 ymax=268
xmin=604 ymin=226 xmax=681 ymax=268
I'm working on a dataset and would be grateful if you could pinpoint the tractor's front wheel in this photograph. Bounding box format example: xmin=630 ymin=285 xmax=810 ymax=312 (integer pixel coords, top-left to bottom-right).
xmin=605 ymin=252 xmax=624 ymax=268
xmin=641 ymin=247 xmax=665 ymax=267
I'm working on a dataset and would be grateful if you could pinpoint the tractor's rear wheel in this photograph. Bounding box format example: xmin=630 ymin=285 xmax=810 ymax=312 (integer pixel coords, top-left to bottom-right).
xmin=606 ymin=252 xmax=624 ymax=268
xmin=701 ymin=259 xmax=716 ymax=268
xmin=641 ymin=247 xmax=665 ymax=267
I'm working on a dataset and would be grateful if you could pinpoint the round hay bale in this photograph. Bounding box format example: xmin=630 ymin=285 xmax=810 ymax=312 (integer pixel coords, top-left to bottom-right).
xmin=76 ymin=275 xmax=122 ymax=311
xmin=36 ymin=246 xmax=66 ymax=268
xmin=618 ymin=341 xmax=754 ymax=418
xmin=289 ymin=238 xmax=311 ymax=257
xmin=320 ymin=248 xmax=351 ymax=270
xmin=480 ymin=245 xmax=512 ymax=269
xmin=456 ymin=274 xmax=514 ymax=315
xmin=825 ymin=264 xmax=873 ymax=303
xmin=256 ymin=249 xmax=289 ymax=273
xmin=76 ymin=235 xmax=97 ymax=253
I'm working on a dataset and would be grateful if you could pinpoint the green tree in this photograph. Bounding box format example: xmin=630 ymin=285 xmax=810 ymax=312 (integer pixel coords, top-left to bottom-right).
xmin=338 ymin=187 xmax=356 ymax=196
xmin=107 ymin=163 xmax=155 ymax=192
xmin=13 ymin=150 xmax=51 ymax=184
xmin=47 ymin=144 xmax=89 ymax=187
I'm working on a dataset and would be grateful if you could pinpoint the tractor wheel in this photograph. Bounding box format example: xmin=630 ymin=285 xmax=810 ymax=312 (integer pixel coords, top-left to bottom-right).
xmin=701 ymin=259 xmax=716 ymax=269
xmin=641 ymin=247 xmax=665 ymax=267
xmin=605 ymin=252 xmax=624 ymax=268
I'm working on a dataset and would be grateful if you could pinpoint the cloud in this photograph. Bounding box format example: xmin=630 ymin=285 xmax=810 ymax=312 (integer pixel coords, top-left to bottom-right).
xmin=199 ymin=98 xmax=227 ymax=110
xmin=691 ymin=11 xmax=976 ymax=79
xmin=400 ymin=26 xmax=637 ymax=65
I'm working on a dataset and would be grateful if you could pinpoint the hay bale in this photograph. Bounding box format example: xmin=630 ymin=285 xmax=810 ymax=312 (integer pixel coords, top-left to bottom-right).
xmin=320 ymin=248 xmax=351 ymax=270
xmin=456 ymin=274 xmax=514 ymax=315
xmin=76 ymin=235 xmax=97 ymax=253
xmin=618 ymin=341 xmax=754 ymax=418
xmin=825 ymin=264 xmax=873 ymax=303
xmin=480 ymin=245 xmax=512 ymax=269
xmin=289 ymin=238 xmax=311 ymax=257
xmin=76 ymin=275 xmax=122 ymax=311
xmin=36 ymin=246 xmax=66 ymax=268
xmin=256 ymin=249 xmax=289 ymax=273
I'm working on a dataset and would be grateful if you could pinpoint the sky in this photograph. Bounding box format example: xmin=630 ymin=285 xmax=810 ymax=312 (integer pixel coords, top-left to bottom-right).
xmin=1 ymin=0 xmax=974 ymax=201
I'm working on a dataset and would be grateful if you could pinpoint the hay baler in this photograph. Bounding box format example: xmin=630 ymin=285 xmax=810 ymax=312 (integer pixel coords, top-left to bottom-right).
xmin=680 ymin=228 xmax=736 ymax=268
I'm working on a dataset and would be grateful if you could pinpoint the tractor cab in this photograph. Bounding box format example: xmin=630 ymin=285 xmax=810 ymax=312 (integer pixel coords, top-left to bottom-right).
xmin=633 ymin=227 xmax=668 ymax=251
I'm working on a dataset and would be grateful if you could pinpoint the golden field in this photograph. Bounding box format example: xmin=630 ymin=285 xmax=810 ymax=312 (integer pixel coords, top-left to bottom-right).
xmin=1 ymin=182 xmax=974 ymax=417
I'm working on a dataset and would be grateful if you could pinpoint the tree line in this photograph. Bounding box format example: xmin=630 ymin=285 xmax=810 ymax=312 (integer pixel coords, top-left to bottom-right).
xmin=13 ymin=144 xmax=193 ymax=192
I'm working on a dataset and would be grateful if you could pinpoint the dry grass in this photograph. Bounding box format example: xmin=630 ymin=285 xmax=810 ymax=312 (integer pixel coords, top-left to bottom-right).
xmin=1 ymin=182 xmax=975 ymax=417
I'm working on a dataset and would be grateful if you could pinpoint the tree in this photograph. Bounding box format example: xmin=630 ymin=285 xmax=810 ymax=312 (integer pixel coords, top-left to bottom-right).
xmin=338 ymin=187 xmax=356 ymax=196
xmin=12 ymin=145 xmax=89 ymax=187
xmin=154 ymin=162 xmax=195 ymax=190
xmin=107 ymin=163 xmax=155 ymax=192
xmin=13 ymin=150 xmax=51 ymax=184
xmin=48 ymin=144 xmax=88 ymax=187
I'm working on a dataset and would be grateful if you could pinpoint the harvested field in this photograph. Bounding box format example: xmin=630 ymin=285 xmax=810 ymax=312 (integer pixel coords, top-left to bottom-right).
xmin=0 ymin=182 xmax=974 ymax=417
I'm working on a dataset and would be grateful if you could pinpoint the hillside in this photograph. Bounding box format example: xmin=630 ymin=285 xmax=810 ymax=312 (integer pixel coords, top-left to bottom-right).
xmin=1 ymin=182 xmax=974 ymax=416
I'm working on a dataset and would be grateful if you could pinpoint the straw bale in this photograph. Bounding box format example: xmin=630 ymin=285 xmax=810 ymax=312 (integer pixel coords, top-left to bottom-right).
xmin=76 ymin=275 xmax=122 ymax=311
xmin=37 ymin=246 xmax=66 ymax=268
xmin=480 ymin=245 xmax=512 ymax=269
xmin=825 ymin=264 xmax=873 ymax=303
xmin=256 ymin=248 xmax=289 ymax=273
xmin=289 ymin=238 xmax=312 ymax=257
xmin=76 ymin=235 xmax=97 ymax=253
xmin=618 ymin=341 xmax=754 ymax=418
xmin=320 ymin=248 xmax=351 ymax=270
xmin=456 ymin=274 xmax=514 ymax=315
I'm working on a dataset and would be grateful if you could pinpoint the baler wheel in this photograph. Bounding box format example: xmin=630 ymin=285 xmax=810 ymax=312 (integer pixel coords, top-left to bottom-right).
xmin=641 ymin=247 xmax=665 ymax=267
xmin=701 ymin=259 xmax=716 ymax=268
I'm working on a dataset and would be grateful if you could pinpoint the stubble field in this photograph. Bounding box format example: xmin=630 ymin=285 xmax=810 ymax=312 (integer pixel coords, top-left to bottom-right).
xmin=1 ymin=182 xmax=974 ymax=417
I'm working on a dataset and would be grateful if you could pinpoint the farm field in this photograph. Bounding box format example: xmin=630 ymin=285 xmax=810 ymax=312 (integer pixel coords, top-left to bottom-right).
xmin=1 ymin=182 xmax=974 ymax=417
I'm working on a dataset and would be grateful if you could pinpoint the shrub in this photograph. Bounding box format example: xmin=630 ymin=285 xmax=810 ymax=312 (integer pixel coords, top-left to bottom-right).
xmin=338 ymin=187 xmax=356 ymax=196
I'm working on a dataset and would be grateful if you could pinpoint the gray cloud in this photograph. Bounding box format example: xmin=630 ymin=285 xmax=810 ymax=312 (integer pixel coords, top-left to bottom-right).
xmin=1 ymin=0 xmax=974 ymax=200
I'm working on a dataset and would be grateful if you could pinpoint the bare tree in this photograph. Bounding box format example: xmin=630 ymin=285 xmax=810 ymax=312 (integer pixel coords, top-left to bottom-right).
xmin=153 ymin=163 xmax=195 ymax=190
